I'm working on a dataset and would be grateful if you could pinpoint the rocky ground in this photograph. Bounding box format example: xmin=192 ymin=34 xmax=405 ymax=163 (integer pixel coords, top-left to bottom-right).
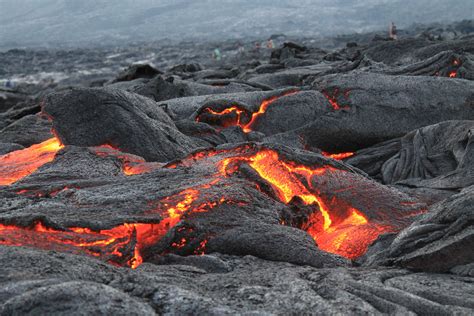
xmin=0 ymin=23 xmax=473 ymax=314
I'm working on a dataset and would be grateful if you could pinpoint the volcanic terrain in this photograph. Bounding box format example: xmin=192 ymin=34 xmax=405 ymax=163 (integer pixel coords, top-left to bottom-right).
xmin=0 ymin=23 xmax=473 ymax=314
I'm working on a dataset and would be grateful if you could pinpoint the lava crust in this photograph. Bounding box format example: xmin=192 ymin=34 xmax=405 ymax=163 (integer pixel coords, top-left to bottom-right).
xmin=0 ymin=22 xmax=473 ymax=314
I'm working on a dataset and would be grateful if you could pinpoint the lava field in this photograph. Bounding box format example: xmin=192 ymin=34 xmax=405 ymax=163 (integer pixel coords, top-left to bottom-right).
xmin=0 ymin=29 xmax=474 ymax=314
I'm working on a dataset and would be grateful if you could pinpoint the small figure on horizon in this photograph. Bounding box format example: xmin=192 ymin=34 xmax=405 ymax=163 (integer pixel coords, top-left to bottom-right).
xmin=389 ymin=22 xmax=398 ymax=40
xmin=212 ymin=48 xmax=222 ymax=61
xmin=266 ymin=39 xmax=275 ymax=49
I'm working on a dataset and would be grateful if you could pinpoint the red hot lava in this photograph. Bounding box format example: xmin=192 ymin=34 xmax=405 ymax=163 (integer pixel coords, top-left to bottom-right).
xmin=0 ymin=182 xmax=220 ymax=269
xmin=196 ymin=91 xmax=299 ymax=132
xmin=94 ymin=145 xmax=163 ymax=175
xmin=0 ymin=137 xmax=64 ymax=186
xmin=0 ymin=138 xmax=419 ymax=265
xmin=218 ymin=149 xmax=402 ymax=259
xmin=0 ymin=138 xmax=162 ymax=188
xmin=322 ymin=151 xmax=355 ymax=160
xmin=322 ymin=88 xmax=350 ymax=111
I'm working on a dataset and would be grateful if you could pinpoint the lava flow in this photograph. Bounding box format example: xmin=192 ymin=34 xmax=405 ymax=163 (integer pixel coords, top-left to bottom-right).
xmin=196 ymin=90 xmax=299 ymax=132
xmin=94 ymin=145 xmax=163 ymax=175
xmin=219 ymin=148 xmax=391 ymax=259
xmin=0 ymin=137 xmax=64 ymax=186
xmin=0 ymin=138 xmax=160 ymax=188
xmin=0 ymin=183 xmax=216 ymax=269
xmin=0 ymin=220 xmax=172 ymax=269
xmin=322 ymin=88 xmax=350 ymax=111
xmin=322 ymin=151 xmax=355 ymax=160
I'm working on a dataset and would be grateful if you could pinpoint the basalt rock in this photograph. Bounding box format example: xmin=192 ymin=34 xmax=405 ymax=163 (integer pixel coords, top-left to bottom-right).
xmin=0 ymin=114 xmax=53 ymax=147
xmin=109 ymin=75 xmax=259 ymax=102
xmin=301 ymin=73 xmax=474 ymax=152
xmin=0 ymin=247 xmax=473 ymax=314
xmin=0 ymin=142 xmax=424 ymax=268
xmin=346 ymin=120 xmax=474 ymax=190
xmin=111 ymin=63 xmax=163 ymax=83
xmin=362 ymin=185 xmax=474 ymax=273
xmin=1 ymin=29 xmax=474 ymax=314
xmin=42 ymin=87 xmax=198 ymax=162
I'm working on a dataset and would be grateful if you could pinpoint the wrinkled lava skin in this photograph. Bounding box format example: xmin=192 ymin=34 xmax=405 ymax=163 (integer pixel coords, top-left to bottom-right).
xmin=0 ymin=139 xmax=423 ymax=267
xmin=1 ymin=26 xmax=474 ymax=314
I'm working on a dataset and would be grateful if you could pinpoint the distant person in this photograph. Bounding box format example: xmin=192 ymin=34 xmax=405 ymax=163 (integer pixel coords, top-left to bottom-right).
xmin=389 ymin=22 xmax=398 ymax=40
xmin=266 ymin=39 xmax=275 ymax=49
xmin=212 ymin=48 xmax=222 ymax=61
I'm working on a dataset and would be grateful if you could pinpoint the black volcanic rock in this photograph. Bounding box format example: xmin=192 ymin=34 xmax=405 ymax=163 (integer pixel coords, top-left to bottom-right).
xmin=346 ymin=120 xmax=474 ymax=190
xmin=363 ymin=185 xmax=474 ymax=273
xmin=42 ymin=87 xmax=198 ymax=162
xmin=0 ymin=247 xmax=473 ymax=314
xmin=1 ymin=25 xmax=474 ymax=314
xmin=108 ymin=75 xmax=260 ymax=102
xmin=111 ymin=63 xmax=163 ymax=83
xmin=0 ymin=114 xmax=53 ymax=147
xmin=297 ymin=73 xmax=474 ymax=152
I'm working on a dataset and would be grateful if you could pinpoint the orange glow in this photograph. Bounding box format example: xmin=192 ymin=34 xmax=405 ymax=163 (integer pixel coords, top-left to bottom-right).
xmin=122 ymin=162 xmax=163 ymax=175
xmin=219 ymin=148 xmax=390 ymax=259
xmin=0 ymin=182 xmax=220 ymax=268
xmin=322 ymin=151 xmax=355 ymax=160
xmin=0 ymin=143 xmax=412 ymax=265
xmin=449 ymin=71 xmax=457 ymax=78
xmin=0 ymin=221 xmax=169 ymax=268
xmin=94 ymin=145 xmax=162 ymax=175
xmin=196 ymin=91 xmax=299 ymax=133
xmin=322 ymin=89 xmax=350 ymax=111
xmin=323 ymin=92 xmax=342 ymax=110
xmin=0 ymin=137 xmax=63 ymax=186
xmin=242 ymin=91 xmax=298 ymax=132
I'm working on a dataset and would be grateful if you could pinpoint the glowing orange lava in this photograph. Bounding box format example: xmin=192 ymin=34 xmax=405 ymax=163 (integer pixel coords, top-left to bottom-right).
xmin=219 ymin=148 xmax=389 ymax=259
xmin=322 ymin=151 xmax=355 ymax=160
xmin=0 ymin=137 xmax=64 ymax=186
xmin=322 ymin=89 xmax=350 ymax=111
xmin=0 ymin=221 xmax=169 ymax=269
xmin=94 ymin=145 xmax=162 ymax=175
xmin=242 ymin=91 xmax=298 ymax=132
xmin=196 ymin=91 xmax=299 ymax=133
xmin=0 ymin=183 xmax=215 ymax=268
xmin=449 ymin=71 xmax=457 ymax=78
xmin=0 ymin=141 xmax=409 ymax=264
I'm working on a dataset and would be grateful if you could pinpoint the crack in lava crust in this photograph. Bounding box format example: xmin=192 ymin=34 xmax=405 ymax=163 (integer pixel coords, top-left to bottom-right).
xmin=196 ymin=90 xmax=299 ymax=132
xmin=218 ymin=148 xmax=396 ymax=259
xmin=0 ymin=140 xmax=421 ymax=266
xmin=0 ymin=183 xmax=221 ymax=269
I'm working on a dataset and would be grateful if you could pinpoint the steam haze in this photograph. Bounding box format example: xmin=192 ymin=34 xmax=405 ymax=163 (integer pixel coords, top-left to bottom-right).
xmin=1 ymin=0 xmax=473 ymax=47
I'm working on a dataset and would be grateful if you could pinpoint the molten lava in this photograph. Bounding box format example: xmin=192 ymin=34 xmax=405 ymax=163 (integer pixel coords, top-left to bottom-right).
xmin=0 ymin=182 xmax=219 ymax=268
xmin=0 ymin=139 xmax=413 ymax=265
xmin=0 ymin=221 xmax=169 ymax=269
xmin=94 ymin=145 xmax=162 ymax=175
xmin=196 ymin=91 xmax=299 ymax=132
xmin=449 ymin=71 xmax=457 ymax=78
xmin=0 ymin=137 xmax=64 ymax=186
xmin=0 ymin=138 xmax=161 ymax=188
xmin=219 ymin=148 xmax=391 ymax=259
xmin=322 ymin=151 xmax=355 ymax=160
xmin=322 ymin=89 xmax=350 ymax=111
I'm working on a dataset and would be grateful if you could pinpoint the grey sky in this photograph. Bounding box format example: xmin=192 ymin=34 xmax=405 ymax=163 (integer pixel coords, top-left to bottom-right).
xmin=0 ymin=0 xmax=472 ymax=47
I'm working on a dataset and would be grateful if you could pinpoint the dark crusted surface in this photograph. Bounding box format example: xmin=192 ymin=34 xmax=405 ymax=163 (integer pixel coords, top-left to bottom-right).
xmin=0 ymin=247 xmax=473 ymax=315
xmin=1 ymin=25 xmax=473 ymax=314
